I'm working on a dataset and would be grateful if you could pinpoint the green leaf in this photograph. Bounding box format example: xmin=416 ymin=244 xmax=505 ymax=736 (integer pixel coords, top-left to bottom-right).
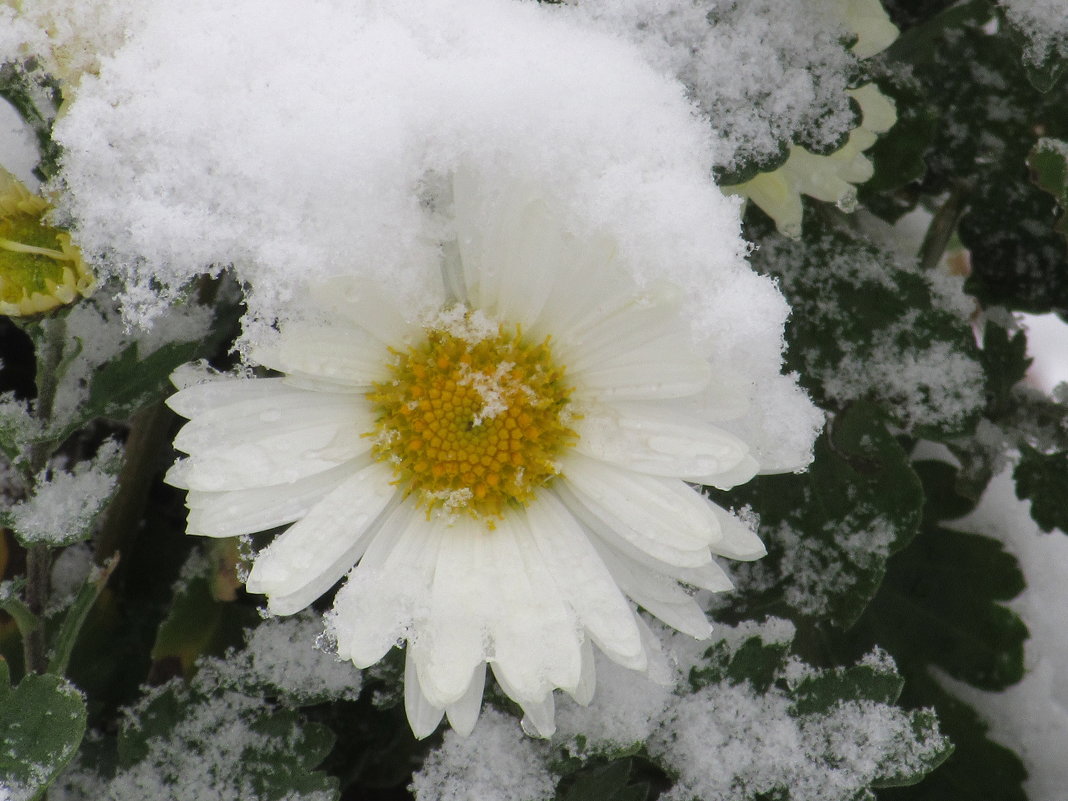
xmin=1027 ymin=138 xmax=1068 ymax=241
xmin=1003 ymin=12 xmax=1068 ymax=92
xmin=115 ymin=679 xmax=339 ymax=801
xmin=980 ymin=322 xmax=1032 ymax=418
xmin=1013 ymin=444 xmax=1068 ymax=533
xmin=22 ymin=286 xmax=238 ymax=446
xmin=664 ymin=622 xmax=953 ymax=798
xmin=151 ymin=567 xmax=257 ymax=677
xmin=690 ymin=633 xmax=793 ymax=693
xmin=843 ymin=460 xmax=1029 ymax=800
xmin=789 ymin=655 xmax=905 ymax=715
xmin=713 ymin=403 xmax=924 ymax=628
xmin=747 ymin=219 xmax=985 ymax=438
xmin=557 ymin=759 xmax=648 ymax=801
xmin=0 ymin=671 xmax=87 ymax=800
xmin=47 ymin=556 xmax=119 ymax=676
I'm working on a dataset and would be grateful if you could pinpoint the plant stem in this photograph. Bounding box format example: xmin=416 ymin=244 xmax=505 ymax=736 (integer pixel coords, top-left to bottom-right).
xmin=22 ymin=543 xmax=51 ymax=674
xmin=19 ymin=315 xmax=67 ymax=674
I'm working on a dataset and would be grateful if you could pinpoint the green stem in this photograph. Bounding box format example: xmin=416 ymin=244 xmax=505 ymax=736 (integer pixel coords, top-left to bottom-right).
xmin=20 ymin=315 xmax=67 ymax=674
xmin=22 ymin=544 xmax=50 ymax=674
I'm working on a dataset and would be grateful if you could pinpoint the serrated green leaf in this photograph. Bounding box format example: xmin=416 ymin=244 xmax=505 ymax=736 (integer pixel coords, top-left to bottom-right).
xmin=980 ymin=323 xmax=1031 ymax=418
xmin=872 ymin=525 xmax=1026 ymax=690
xmin=1003 ymin=13 xmax=1068 ymax=92
xmin=790 ymin=660 xmax=904 ymax=715
xmin=689 ymin=632 xmax=793 ymax=694
xmin=713 ymin=404 xmax=924 ymax=628
xmin=0 ymin=672 xmax=87 ymax=800
xmin=1013 ymin=444 xmax=1068 ymax=533
xmin=115 ymin=679 xmax=339 ymax=800
xmin=748 ymin=220 xmax=984 ymax=438
xmin=911 ymin=460 xmax=978 ymax=524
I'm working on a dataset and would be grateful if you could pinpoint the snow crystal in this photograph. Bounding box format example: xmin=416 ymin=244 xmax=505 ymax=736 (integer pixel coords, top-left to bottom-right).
xmin=650 ymin=683 xmax=946 ymax=801
xmin=729 ymin=516 xmax=897 ymax=617
xmin=555 ymin=651 xmax=676 ymax=757
xmin=1001 ymin=0 xmax=1068 ymax=65
xmin=198 ymin=612 xmax=362 ymax=705
xmin=410 ymin=708 xmax=555 ymax=801
xmin=0 ymin=0 xmax=148 ymax=88
xmin=48 ymin=542 xmax=94 ymax=612
xmin=753 ymin=228 xmax=985 ymax=433
xmin=54 ymin=683 xmax=334 ymax=801
xmin=821 ymin=335 xmax=986 ymax=433
xmin=7 ymin=439 xmax=121 ymax=545
xmin=571 ymin=0 xmax=863 ymax=172
xmin=48 ymin=291 xmax=215 ymax=429
xmin=0 ymin=99 xmax=39 ymax=188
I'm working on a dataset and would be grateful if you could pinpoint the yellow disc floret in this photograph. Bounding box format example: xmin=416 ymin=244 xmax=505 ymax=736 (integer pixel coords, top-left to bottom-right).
xmin=367 ymin=307 xmax=577 ymax=524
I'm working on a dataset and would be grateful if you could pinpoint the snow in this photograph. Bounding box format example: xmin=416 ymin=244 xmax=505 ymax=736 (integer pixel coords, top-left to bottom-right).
xmin=0 ymin=99 xmax=38 ymax=188
xmin=197 ymin=612 xmax=363 ymax=705
xmin=51 ymin=0 xmax=822 ymax=476
xmin=938 ymin=468 xmax=1068 ymax=801
xmin=48 ymin=292 xmax=215 ymax=430
xmin=6 ymin=439 xmax=121 ymax=545
xmin=1000 ymin=0 xmax=1068 ymax=65
xmin=570 ymin=0 xmax=862 ymax=173
xmin=731 ymin=515 xmax=898 ymax=617
xmin=752 ymin=228 xmax=986 ymax=433
xmin=410 ymin=708 xmax=555 ymax=801
xmin=48 ymin=542 xmax=94 ymax=612
xmin=54 ymin=684 xmax=335 ymax=801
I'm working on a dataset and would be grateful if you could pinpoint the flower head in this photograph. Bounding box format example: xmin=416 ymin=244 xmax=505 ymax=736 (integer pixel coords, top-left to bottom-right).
xmin=0 ymin=168 xmax=93 ymax=316
xmin=166 ymin=173 xmax=779 ymax=738
xmin=722 ymin=0 xmax=899 ymax=236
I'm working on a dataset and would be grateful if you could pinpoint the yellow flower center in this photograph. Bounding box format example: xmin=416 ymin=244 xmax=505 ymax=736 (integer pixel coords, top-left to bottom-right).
xmin=367 ymin=308 xmax=577 ymax=524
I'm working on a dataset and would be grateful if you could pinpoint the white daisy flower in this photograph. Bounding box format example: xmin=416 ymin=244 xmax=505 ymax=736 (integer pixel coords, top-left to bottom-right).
xmin=165 ymin=172 xmax=772 ymax=740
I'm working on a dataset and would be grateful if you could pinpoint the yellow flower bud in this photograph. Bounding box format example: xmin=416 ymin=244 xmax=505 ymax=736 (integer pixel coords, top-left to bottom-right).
xmin=0 ymin=169 xmax=93 ymax=316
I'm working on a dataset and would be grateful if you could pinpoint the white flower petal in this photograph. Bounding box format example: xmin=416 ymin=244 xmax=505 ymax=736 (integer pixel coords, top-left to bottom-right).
xmin=486 ymin=514 xmax=583 ymax=700
xmin=567 ymin=637 xmax=597 ymax=707
xmin=185 ymin=460 xmax=363 ymax=538
xmin=597 ymin=544 xmax=712 ymax=640
xmin=405 ymin=649 xmax=444 ymax=740
xmin=706 ymin=503 xmax=767 ymax=561
xmin=490 ymin=662 xmax=557 ymax=739
xmin=575 ymin=402 xmax=752 ymax=481
xmin=169 ymin=392 xmax=373 ymax=492
xmin=675 ymin=560 xmax=735 ymax=593
xmin=246 ymin=461 xmax=398 ymax=615
xmin=445 ymin=663 xmax=487 ymax=737
xmin=693 ymin=453 xmax=761 ymax=490
xmin=559 ymin=455 xmax=718 ymax=565
xmin=333 ymin=504 xmax=445 ymax=668
xmin=166 ymin=376 xmax=290 ymax=419
xmin=413 ymin=522 xmax=492 ymax=706
xmin=571 ymin=351 xmax=712 ymax=401
xmin=252 ymin=322 xmax=392 ymax=388
xmin=526 ymin=493 xmax=645 ymax=669
xmin=308 ymin=278 xmax=418 ymax=345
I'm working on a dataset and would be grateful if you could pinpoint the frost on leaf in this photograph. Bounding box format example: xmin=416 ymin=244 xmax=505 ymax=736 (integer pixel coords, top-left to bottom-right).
xmin=3 ymin=438 xmax=122 ymax=547
xmin=749 ymin=219 xmax=985 ymax=437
